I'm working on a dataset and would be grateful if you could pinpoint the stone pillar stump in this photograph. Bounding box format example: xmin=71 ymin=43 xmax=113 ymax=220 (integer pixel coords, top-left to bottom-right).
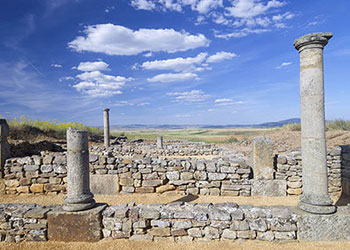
xmin=103 ymin=108 xmax=110 ymax=148
xmin=63 ymin=127 xmax=95 ymax=212
xmin=157 ymin=136 xmax=163 ymax=149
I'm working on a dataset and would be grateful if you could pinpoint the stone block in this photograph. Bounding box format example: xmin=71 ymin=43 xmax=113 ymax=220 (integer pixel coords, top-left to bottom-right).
xmin=30 ymin=184 xmax=44 ymax=193
xmin=252 ymin=136 xmax=274 ymax=180
xmin=148 ymin=227 xmax=171 ymax=237
xmin=90 ymin=175 xmax=119 ymax=195
xmin=251 ymin=180 xmax=286 ymax=197
xmin=135 ymin=187 xmax=155 ymax=193
xmin=156 ymin=184 xmax=175 ymax=193
xmin=297 ymin=209 xmax=350 ymax=241
xmin=142 ymin=179 xmax=164 ymax=187
xmin=119 ymin=177 xmax=133 ymax=186
xmin=16 ymin=186 xmax=30 ymax=193
xmin=47 ymin=203 xmax=106 ymax=242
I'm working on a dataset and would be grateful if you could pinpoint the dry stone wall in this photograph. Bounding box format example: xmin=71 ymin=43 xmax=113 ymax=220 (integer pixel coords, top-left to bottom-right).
xmin=2 ymin=145 xmax=350 ymax=197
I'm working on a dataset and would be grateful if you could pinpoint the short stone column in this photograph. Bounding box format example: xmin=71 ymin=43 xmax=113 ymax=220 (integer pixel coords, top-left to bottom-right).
xmin=294 ymin=32 xmax=335 ymax=214
xmin=0 ymin=119 xmax=10 ymax=179
xmin=103 ymin=108 xmax=110 ymax=148
xmin=252 ymin=136 xmax=274 ymax=180
xmin=63 ymin=127 xmax=95 ymax=212
xmin=157 ymin=136 xmax=163 ymax=149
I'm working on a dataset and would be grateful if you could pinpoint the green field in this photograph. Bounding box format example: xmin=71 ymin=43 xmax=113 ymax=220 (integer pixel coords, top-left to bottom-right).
xmin=111 ymin=127 xmax=273 ymax=144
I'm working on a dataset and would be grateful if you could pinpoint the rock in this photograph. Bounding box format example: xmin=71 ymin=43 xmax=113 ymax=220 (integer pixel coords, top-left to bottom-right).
xmin=252 ymin=136 xmax=274 ymax=180
xmin=247 ymin=218 xmax=268 ymax=232
xmin=30 ymin=184 xmax=44 ymax=193
xmin=139 ymin=208 xmax=160 ymax=219
xmin=188 ymin=228 xmax=203 ymax=238
xmin=222 ymin=229 xmax=236 ymax=239
xmin=142 ymin=179 xmax=164 ymax=187
xmin=148 ymin=227 xmax=171 ymax=237
xmin=172 ymin=221 xmax=192 ymax=229
xmin=251 ymin=180 xmax=286 ymax=197
xmin=156 ymin=184 xmax=175 ymax=193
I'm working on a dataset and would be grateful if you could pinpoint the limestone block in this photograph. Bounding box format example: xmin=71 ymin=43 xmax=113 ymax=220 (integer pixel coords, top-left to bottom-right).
xmin=30 ymin=184 xmax=44 ymax=193
xmin=297 ymin=209 xmax=350 ymax=241
xmin=252 ymin=136 xmax=274 ymax=180
xmin=156 ymin=184 xmax=175 ymax=193
xmin=47 ymin=203 xmax=106 ymax=242
xmin=90 ymin=175 xmax=119 ymax=195
xmin=251 ymin=180 xmax=286 ymax=197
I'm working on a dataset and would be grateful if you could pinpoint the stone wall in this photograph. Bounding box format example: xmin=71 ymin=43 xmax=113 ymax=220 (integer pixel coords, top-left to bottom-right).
xmin=93 ymin=140 xmax=220 ymax=157
xmin=0 ymin=203 xmax=52 ymax=242
xmin=2 ymin=146 xmax=350 ymax=197
xmin=275 ymin=145 xmax=350 ymax=197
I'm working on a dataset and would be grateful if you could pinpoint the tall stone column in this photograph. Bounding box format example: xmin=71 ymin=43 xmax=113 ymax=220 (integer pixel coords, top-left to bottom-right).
xmin=63 ymin=127 xmax=95 ymax=212
xmin=294 ymin=32 xmax=336 ymax=214
xmin=103 ymin=108 xmax=110 ymax=148
xmin=157 ymin=136 xmax=163 ymax=149
xmin=0 ymin=119 xmax=10 ymax=179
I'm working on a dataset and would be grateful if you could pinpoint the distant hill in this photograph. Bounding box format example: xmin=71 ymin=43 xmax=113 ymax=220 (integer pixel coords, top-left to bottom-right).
xmin=110 ymin=118 xmax=301 ymax=130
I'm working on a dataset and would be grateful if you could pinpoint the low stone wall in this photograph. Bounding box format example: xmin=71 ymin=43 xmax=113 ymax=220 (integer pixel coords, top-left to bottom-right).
xmin=276 ymin=145 xmax=350 ymax=197
xmin=2 ymin=146 xmax=350 ymax=197
xmin=0 ymin=203 xmax=52 ymax=242
xmin=92 ymin=140 xmax=220 ymax=157
xmin=101 ymin=202 xmax=297 ymax=242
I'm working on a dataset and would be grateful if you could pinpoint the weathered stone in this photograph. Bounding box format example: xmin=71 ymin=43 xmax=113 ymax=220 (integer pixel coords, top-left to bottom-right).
xmin=16 ymin=186 xmax=30 ymax=193
xmin=222 ymin=229 xmax=236 ymax=239
xmin=30 ymin=184 xmax=44 ymax=193
xmin=208 ymin=173 xmax=226 ymax=181
xmin=188 ymin=228 xmax=203 ymax=238
xmin=148 ymin=227 xmax=171 ymax=237
xmin=231 ymin=220 xmax=249 ymax=231
xmin=24 ymin=165 xmax=39 ymax=171
xmin=135 ymin=187 xmax=155 ymax=193
xmin=129 ymin=234 xmax=152 ymax=241
xmin=287 ymin=188 xmax=302 ymax=195
xmin=171 ymin=228 xmax=188 ymax=236
xmin=156 ymin=184 xmax=175 ymax=193
xmin=139 ymin=208 xmax=160 ymax=219
xmin=166 ymin=171 xmax=179 ymax=181
xmin=120 ymin=177 xmax=133 ymax=186
xmin=90 ymin=175 xmax=119 ymax=195
xmin=203 ymin=226 xmax=220 ymax=239
xmin=40 ymin=165 xmax=53 ymax=173
xmin=181 ymin=172 xmax=193 ymax=180
xmin=247 ymin=218 xmax=268 ymax=232
xmin=209 ymin=209 xmax=231 ymax=221
xmin=172 ymin=220 xmax=192 ymax=229
xmin=142 ymin=179 xmax=164 ymax=187
xmin=257 ymin=231 xmax=275 ymax=241
xmin=151 ymin=220 xmax=170 ymax=228
xmin=47 ymin=204 xmax=106 ymax=242
xmin=252 ymin=136 xmax=274 ymax=180
xmin=103 ymin=108 xmax=110 ymax=147
xmin=252 ymin=180 xmax=286 ymax=197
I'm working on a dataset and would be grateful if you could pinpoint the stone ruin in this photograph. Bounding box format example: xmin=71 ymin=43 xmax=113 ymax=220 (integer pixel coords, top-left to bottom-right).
xmin=0 ymin=33 xmax=349 ymax=243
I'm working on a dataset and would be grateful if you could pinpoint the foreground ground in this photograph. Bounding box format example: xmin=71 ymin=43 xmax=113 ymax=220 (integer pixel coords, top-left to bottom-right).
xmin=2 ymin=238 xmax=350 ymax=250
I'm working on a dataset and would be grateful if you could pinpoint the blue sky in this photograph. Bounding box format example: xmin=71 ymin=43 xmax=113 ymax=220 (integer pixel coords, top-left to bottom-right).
xmin=0 ymin=0 xmax=349 ymax=126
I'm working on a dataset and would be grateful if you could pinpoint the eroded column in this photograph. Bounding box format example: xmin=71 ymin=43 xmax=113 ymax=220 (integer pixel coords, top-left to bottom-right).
xmin=63 ymin=127 xmax=95 ymax=211
xmin=294 ymin=32 xmax=335 ymax=214
xmin=103 ymin=108 xmax=110 ymax=148
xmin=157 ymin=136 xmax=163 ymax=149
xmin=0 ymin=119 xmax=10 ymax=179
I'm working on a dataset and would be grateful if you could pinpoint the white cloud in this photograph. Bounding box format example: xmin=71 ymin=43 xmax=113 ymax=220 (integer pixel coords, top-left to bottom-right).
xmin=215 ymin=98 xmax=232 ymax=103
xmin=143 ymin=52 xmax=153 ymax=57
xmin=214 ymin=98 xmax=244 ymax=106
xmin=131 ymin=0 xmax=156 ymax=10
xmin=226 ymin=0 xmax=286 ymax=19
xmin=59 ymin=76 xmax=74 ymax=82
xmin=167 ymin=89 xmax=209 ymax=102
xmin=206 ymin=51 xmax=237 ymax=63
xmin=142 ymin=53 xmax=207 ymax=72
xmin=147 ymin=72 xmax=198 ymax=83
xmin=69 ymin=24 xmax=210 ymax=56
xmin=51 ymin=63 xmax=62 ymax=68
xmin=76 ymin=61 xmax=110 ymax=71
xmin=214 ymin=28 xmax=270 ymax=39
xmin=73 ymin=71 xmax=133 ymax=97
xmin=276 ymin=61 xmax=292 ymax=69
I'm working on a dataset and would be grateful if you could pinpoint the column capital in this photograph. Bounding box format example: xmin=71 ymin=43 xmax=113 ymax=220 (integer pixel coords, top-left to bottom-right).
xmin=103 ymin=108 xmax=110 ymax=112
xmin=294 ymin=32 xmax=333 ymax=52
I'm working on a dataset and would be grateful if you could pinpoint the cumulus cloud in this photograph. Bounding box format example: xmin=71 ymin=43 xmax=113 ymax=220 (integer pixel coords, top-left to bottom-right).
xmin=206 ymin=51 xmax=237 ymax=63
xmin=131 ymin=0 xmax=156 ymax=10
xmin=276 ymin=61 xmax=292 ymax=69
xmin=147 ymin=72 xmax=198 ymax=83
xmin=58 ymin=76 xmax=74 ymax=82
xmin=73 ymin=71 xmax=133 ymax=97
xmin=76 ymin=61 xmax=110 ymax=71
xmin=166 ymin=89 xmax=209 ymax=103
xmin=215 ymin=98 xmax=232 ymax=103
xmin=142 ymin=53 xmax=207 ymax=72
xmin=69 ymin=24 xmax=210 ymax=56
xmin=226 ymin=0 xmax=286 ymax=19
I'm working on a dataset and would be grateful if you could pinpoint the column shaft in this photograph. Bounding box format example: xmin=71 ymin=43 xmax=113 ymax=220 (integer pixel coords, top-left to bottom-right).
xmin=294 ymin=32 xmax=335 ymax=214
xmin=103 ymin=109 xmax=110 ymax=148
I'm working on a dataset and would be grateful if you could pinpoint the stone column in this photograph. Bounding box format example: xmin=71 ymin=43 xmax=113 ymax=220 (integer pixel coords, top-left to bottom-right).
xmin=0 ymin=119 xmax=10 ymax=179
xmin=63 ymin=127 xmax=95 ymax=212
xmin=103 ymin=108 xmax=110 ymax=148
xmin=157 ymin=136 xmax=163 ymax=149
xmin=252 ymin=136 xmax=274 ymax=180
xmin=294 ymin=32 xmax=336 ymax=214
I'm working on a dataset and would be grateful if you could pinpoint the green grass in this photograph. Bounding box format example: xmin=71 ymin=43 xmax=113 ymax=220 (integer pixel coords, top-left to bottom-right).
xmin=7 ymin=116 xmax=102 ymax=139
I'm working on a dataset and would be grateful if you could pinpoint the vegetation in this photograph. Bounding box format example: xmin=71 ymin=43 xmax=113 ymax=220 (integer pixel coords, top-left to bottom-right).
xmin=281 ymin=119 xmax=350 ymax=132
xmin=7 ymin=116 xmax=102 ymax=140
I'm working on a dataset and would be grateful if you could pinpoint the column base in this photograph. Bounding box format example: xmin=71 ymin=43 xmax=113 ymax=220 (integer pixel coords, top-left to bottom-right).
xmin=298 ymin=201 xmax=336 ymax=214
xmin=63 ymin=200 xmax=96 ymax=212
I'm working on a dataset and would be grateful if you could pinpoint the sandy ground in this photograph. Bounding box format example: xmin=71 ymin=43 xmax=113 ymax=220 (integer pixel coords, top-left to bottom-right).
xmin=0 ymin=193 xmax=301 ymax=206
xmin=1 ymin=237 xmax=350 ymax=250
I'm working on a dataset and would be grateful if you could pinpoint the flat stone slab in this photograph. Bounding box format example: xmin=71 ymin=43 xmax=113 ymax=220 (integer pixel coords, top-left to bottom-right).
xmin=47 ymin=203 xmax=107 ymax=242
xmin=251 ymin=180 xmax=286 ymax=197
xmin=297 ymin=207 xmax=350 ymax=241
xmin=90 ymin=175 xmax=119 ymax=195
